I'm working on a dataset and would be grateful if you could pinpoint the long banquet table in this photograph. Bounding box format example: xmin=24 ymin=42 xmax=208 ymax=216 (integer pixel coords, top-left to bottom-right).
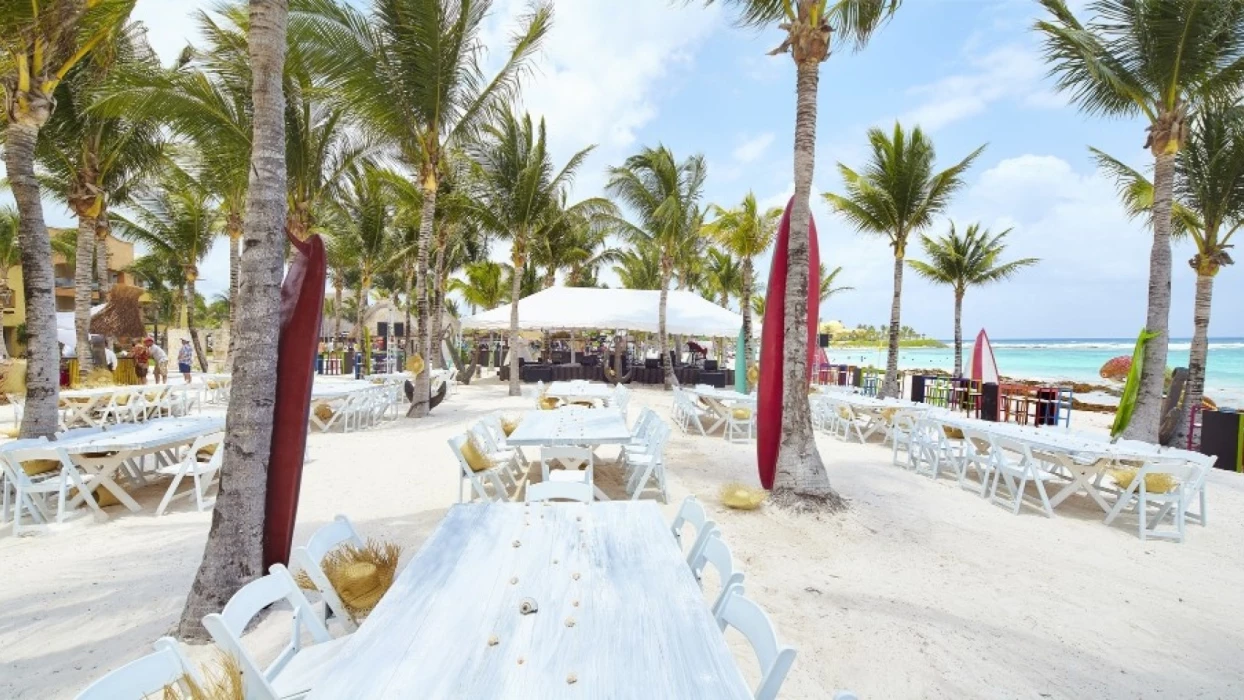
xmin=307 ymin=502 xmax=751 ymax=699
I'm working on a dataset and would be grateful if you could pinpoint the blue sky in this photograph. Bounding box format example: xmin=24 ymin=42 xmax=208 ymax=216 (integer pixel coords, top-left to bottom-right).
xmin=99 ymin=1 xmax=1243 ymax=339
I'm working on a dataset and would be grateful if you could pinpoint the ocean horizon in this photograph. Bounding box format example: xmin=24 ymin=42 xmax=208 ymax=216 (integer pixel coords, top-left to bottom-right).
xmin=826 ymin=336 xmax=1244 ymax=408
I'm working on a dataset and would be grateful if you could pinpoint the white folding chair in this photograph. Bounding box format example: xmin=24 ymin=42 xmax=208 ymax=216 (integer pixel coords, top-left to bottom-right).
xmin=2 ymin=442 xmax=104 ymax=534
xmin=203 ymin=563 xmax=350 ymax=700
xmin=689 ymin=533 xmax=745 ymax=615
xmin=448 ymin=434 xmax=514 ymax=503
xmin=471 ymin=423 xmax=525 ymax=476
xmin=539 ymin=446 xmax=594 ymax=484
xmin=958 ymin=426 xmax=998 ymax=497
xmin=888 ymin=411 xmax=918 ymax=469
xmin=292 ymin=514 xmax=368 ymax=632
xmin=713 ymin=584 xmax=797 ymax=700
xmin=988 ymin=436 xmax=1058 ymax=517
xmin=1104 ymin=454 xmax=1213 ymax=542
xmin=155 ymin=433 xmax=224 ymax=516
xmin=670 ymin=496 xmax=719 ymax=568
xmin=74 ymin=637 xmax=205 ymax=700
xmin=625 ymin=421 xmax=669 ymax=502
xmin=831 ymin=401 xmax=866 ymax=443
xmin=525 ymin=480 xmax=594 ymax=503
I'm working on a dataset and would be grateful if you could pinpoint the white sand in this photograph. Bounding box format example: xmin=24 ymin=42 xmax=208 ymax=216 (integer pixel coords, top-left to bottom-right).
xmin=2 ymin=381 xmax=1243 ymax=699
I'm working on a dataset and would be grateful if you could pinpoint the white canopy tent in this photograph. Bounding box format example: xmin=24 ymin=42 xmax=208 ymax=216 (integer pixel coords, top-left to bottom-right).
xmin=459 ymin=287 xmax=743 ymax=337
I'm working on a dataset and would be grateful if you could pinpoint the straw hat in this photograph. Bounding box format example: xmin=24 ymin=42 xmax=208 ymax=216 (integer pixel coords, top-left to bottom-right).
xmin=720 ymin=482 xmax=768 ymax=510
xmin=296 ymin=540 xmax=402 ymax=621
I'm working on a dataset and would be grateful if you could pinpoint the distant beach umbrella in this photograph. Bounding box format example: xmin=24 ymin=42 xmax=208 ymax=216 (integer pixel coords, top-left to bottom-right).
xmin=1110 ymin=330 xmax=1158 ymax=439
xmin=1099 ymin=356 xmax=1132 ymax=381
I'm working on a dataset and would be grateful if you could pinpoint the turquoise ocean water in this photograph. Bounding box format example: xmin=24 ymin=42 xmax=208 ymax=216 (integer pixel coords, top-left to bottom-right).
xmin=825 ymin=338 xmax=1244 ymax=408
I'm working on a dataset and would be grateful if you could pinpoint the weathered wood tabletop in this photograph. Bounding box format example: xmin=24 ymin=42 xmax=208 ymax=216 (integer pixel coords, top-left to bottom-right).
xmin=505 ymin=409 xmax=632 ymax=447
xmin=308 ymin=502 xmax=751 ymax=699
xmin=545 ymin=381 xmax=615 ymax=400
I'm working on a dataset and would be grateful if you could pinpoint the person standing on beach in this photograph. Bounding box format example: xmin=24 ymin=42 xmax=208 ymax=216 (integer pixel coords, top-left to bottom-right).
xmin=177 ymin=338 xmax=193 ymax=383
xmin=145 ymin=337 xmax=168 ymax=384
xmin=131 ymin=340 xmax=150 ymax=383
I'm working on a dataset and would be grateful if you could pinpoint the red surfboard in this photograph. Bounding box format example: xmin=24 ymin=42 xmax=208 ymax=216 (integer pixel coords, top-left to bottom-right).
xmin=263 ymin=231 xmax=327 ymax=569
xmin=756 ymin=197 xmax=820 ymax=489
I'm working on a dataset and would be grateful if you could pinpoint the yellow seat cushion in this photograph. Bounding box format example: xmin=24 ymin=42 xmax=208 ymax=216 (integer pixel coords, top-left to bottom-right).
xmin=196 ymin=443 xmax=219 ymax=461
xmin=69 ymin=485 xmax=122 ymax=507
xmin=500 ymin=416 xmax=521 ymax=436
xmin=460 ymin=435 xmax=492 ymax=472
xmin=881 ymin=408 xmax=897 ymax=423
xmin=1109 ymin=468 xmax=1179 ymax=494
xmin=206 ymin=380 xmax=220 ymax=389
xmin=731 ymin=407 xmax=753 ymax=420
xmin=21 ymin=459 xmax=61 ymax=477
xmin=837 ymin=406 xmax=852 ymax=420
xmin=943 ymin=426 xmax=964 ymax=440
xmin=538 ymin=396 xmax=561 ymax=411
xmin=113 ymin=394 xmax=130 ymax=406
xmin=314 ymin=403 xmax=336 ymax=423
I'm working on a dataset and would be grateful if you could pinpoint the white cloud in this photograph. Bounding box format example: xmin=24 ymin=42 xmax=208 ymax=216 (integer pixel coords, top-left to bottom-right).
xmin=732 ymin=132 xmax=774 ymax=164
xmin=901 ymin=44 xmax=1059 ymax=131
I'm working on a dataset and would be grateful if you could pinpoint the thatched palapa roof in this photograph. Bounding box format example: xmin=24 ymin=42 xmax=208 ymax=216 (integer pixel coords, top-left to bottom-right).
xmin=90 ymin=284 xmax=147 ymax=338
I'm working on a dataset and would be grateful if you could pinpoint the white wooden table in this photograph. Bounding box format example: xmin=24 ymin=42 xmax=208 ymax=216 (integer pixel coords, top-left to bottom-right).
xmin=505 ymin=409 xmax=632 ymax=448
xmin=58 ymin=416 xmax=225 ymax=514
xmin=545 ymin=381 xmax=614 ymax=403
xmin=933 ymin=413 xmax=1194 ymax=513
xmin=687 ymin=386 xmax=755 ymax=405
xmin=308 ymin=502 xmax=751 ymax=699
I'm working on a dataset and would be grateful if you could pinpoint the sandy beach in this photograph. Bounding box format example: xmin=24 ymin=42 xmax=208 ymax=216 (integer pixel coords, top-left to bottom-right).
xmin=2 ymin=381 xmax=1242 ymax=699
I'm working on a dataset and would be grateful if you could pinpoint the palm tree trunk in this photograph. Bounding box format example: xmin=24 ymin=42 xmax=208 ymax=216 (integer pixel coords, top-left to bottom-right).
xmin=94 ymin=217 xmax=111 ymax=298
xmin=179 ymin=0 xmax=287 ymax=641
xmin=659 ymin=258 xmax=674 ymax=390
xmin=544 ymin=266 xmax=556 ymax=288
xmin=742 ymin=258 xmax=754 ymax=364
xmin=1123 ymin=151 xmax=1176 ymax=442
xmin=507 ymin=243 xmax=525 ymax=397
xmin=772 ymin=57 xmax=834 ymax=505
xmin=430 ymin=244 xmax=446 ymax=369
xmin=332 ymin=280 xmax=343 ymax=339
xmin=226 ymin=217 xmax=242 ymax=367
xmin=186 ymin=278 xmax=209 ymax=371
xmin=407 ymin=180 xmax=436 ymax=417
xmin=74 ymin=214 xmax=97 ymax=380
xmin=880 ymin=252 xmax=904 ymax=398
xmin=5 ymin=119 xmax=59 ymax=438
xmin=953 ymin=291 xmax=964 ymax=377
xmin=355 ymin=279 xmax=367 ymax=349
xmin=1173 ymin=270 xmax=1215 ymax=447
xmin=403 ymin=266 xmax=413 ymax=355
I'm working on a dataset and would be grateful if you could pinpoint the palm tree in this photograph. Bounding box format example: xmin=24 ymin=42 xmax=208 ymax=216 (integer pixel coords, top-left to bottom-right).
xmin=703 ymin=192 xmax=780 ymax=363
xmin=38 ymin=22 xmax=164 ymax=380
xmin=178 ymin=0 xmax=290 ymax=641
xmin=1093 ymin=104 xmax=1244 ymax=445
xmin=818 ymin=264 xmax=853 ymax=304
xmin=704 ymin=248 xmax=744 ymax=308
xmin=1 ymin=0 xmax=136 ymax=438
xmin=701 ymin=0 xmax=901 ymax=505
xmin=908 ymin=223 xmax=1038 ymax=376
xmin=824 ymin=123 xmax=983 ymax=398
xmin=607 ymin=145 xmax=707 ymax=389
xmin=451 ymin=261 xmax=509 ymax=313
xmin=334 ymin=166 xmax=394 ymax=341
xmin=467 ymin=111 xmax=604 ymax=396
xmin=550 ymin=214 xmax=620 ymax=288
xmin=613 ymin=245 xmax=662 ymax=290
xmin=110 ymin=163 xmax=217 ymax=371
xmin=1035 ymin=0 xmax=1244 ymax=441
xmin=295 ymin=0 xmax=551 ymax=416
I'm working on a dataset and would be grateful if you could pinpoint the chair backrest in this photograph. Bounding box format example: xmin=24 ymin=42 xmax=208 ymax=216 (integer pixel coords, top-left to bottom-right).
xmin=448 ymin=434 xmax=503 ymax=502
xmin=670 ymin=494 xmax=717 ymax=565
xmin=74 ymin=637 xmax=205 ymax=700
xmin=525 ymin=479 xmax=593 ymax=503
xmin=1 ymin=444 xmax=72 ymax=486
xmin=292 ymin=514 xmax=366 ymax=631
xmin=714 ymin=584 xmax=797 ymax=700
xmin=202 ymin=564 xmax=332 ymax=700
xmin=630 ymin=407 xmax=655 ymax=437
xmin=470 ymin=422 xmax=503 ymax=454
xmin=690 ymin=533 xmax=746 ymax=614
